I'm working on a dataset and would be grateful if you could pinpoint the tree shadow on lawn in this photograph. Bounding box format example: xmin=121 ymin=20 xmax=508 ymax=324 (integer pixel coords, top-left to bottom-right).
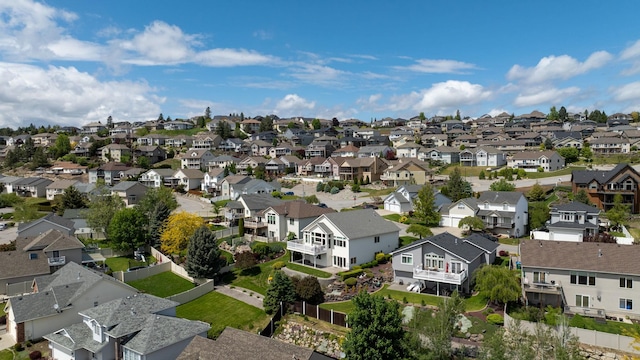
xmin=219 ymin=265 xmax=262 ymax=284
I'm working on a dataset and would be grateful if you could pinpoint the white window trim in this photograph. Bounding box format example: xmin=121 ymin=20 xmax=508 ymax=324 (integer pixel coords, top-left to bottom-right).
xmin=401 ymin=253 xmax=413 ymax=265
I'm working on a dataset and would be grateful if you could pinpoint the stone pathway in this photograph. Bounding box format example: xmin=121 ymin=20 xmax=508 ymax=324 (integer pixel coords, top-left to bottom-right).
xmin=214 ymin=284 xmax=264 ymax=309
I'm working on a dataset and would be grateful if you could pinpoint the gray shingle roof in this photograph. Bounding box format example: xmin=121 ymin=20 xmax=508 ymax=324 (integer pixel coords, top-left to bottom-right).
xmin=392 ymin=232 xmax=488 ymax=263
xmin=321 ymin=209 xmax=399 ymax=239
xmin=463 ymin=233 xmax=500 ymax=253
xmin=477 ymin=191 xmax=524 ymax=205
xmin=23 ymin=229 xmax=84 ymax=252
xmin=571 ymin=163 xmax=635 ymax=185
xmin=520 ymin=239 xmax=640 ymax=275
xmin=118 ymin=315 xmax=210 ymax=355
xmin=79 ymin=293 xmax=178 ymax=328
xmin=44 ymin=322 xmax=111 ymax=353
xmin=551 ymin=201 xmax=600 ymax=213
xmin=239 ymin=193 xmax=283 ymax=210
xmin=17 ymin=213 xmax=75 ymax=234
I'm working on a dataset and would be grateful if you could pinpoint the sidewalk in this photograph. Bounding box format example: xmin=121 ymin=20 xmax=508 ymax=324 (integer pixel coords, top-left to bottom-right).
xmin=214 ymin=285 xmax=264 ymax=309
xmin=0 ymin=325 xmax=15 ymax=351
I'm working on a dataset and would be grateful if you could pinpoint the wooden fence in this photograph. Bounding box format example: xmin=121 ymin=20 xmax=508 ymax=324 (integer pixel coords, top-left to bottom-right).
xmin=292 ymin=301 xmax=348 ymax=328
xmin=259 ymin=301 xmax=285 ymax=338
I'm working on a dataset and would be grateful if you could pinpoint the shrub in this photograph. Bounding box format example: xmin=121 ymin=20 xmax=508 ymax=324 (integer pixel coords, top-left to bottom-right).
xmin=399 ymin=216 xmax=408 ymax=223
xmin=330 ymin=187 xmax=340 ymax=194
xmin=273 ymin=261 xmax=286 ymax=270
xmin=269 ymin=242 xmax=286 ymax=254
xmin=324 ymin=184 xmax=331 ymax=192
xmin=344 ymin=277 xmax=357 ymax=287
xmin=478 ymin=170 xmax=485 ymax=180
xmin=498 ymin=250 xmax=509 ymax=257
xmin=487 ymin=314 xmax=504 ymax=325
xmin=360 ymin=260 xmax=378 ymax=269
xmin=351 ymin=183 xmax=360 ymax=192
xmin=375 ymin=253 xmax=386 ymax=263
xmin=316 ymin=182 xmax=324 ymax=192
xmin=340 ymin=268 xmax=363 ymax=281
xmin=14 ymin=343 xmax=24 ymax=352
xmin=537 ymin=166 xmax=544 ymax=172
xmin=29 ymin=351 xmax=42 ymax=360
xmin=351 ymin=265 xmax=362 ymax=270
xmin=251 ymin=242 xmax=272 ymax=259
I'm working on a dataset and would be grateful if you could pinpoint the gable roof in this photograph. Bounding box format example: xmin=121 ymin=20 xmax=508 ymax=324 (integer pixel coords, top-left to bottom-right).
xmin=477 ymin=191 xmax=524 ymax=205
xmin=238 ymin=193 xmax=284 ymax=210
xmin=261 ymin=200 xmax=336 ymax=219
xmin=176 ymin=168 xmax=205 ymax=178
xmin=177 ymin=328 xmax=334 ymax=360
xmin=23 ymin=229 xmax=84 ymax=252
xmin=80 ymin=293 xmax=178 ymax=329
xmin=551 ymin=201 xmax=600 ymax=213
xmin=317 ymin=209 xmax=399 ymax=239
xmin=572 ymin=163 xmax=637 ymax=185
xmin=520 ymin=239 xmax=640 ymax=275
xmin=111 ymin=181 xmax=147 ymax=192
xmin=9 ymin=262 xmax=136 ymax=323
xmin=391 ymin=232 xmax=486 ymax=262
xmin=18 ymin=213 xmax=75 ymax=235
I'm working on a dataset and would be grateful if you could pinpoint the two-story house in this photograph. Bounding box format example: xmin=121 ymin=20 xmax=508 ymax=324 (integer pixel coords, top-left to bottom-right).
xmin=380 ymin=160 xmax=431 ymax=187
xmin=201 ymin=168 xmax=226 ymax=194
xmin=89 ymin=162 xmax=131 ymax=185
xmin=45 ymin=294 xmax=209 ymax=360
xmin=440 ymin=192 xmax=528 ymax=237
xmin=3 ymin=262 xmax=137 ymax=343
xmin=459 ymin=147 xmax=507 ymax=168
xmin=520 ymin=239 xmax=640 ymax=320
xmin=174 ymin=168 xmax=205 ymax=190
xmin=338 ymin=157 xmax=388 ymax=182
xmin=589 ymin=137 xmax=631 ymax=155
xmin=571 ymin=163 xmax=640 ymax=213
xmin=246 ymin=201 xmax=336 ymax=241
xmin=532 ymin=201 xmax=601 ymax=242
xmin=391 ymin=232 xmax=498 ymax=295
xmin=418 ymin=147 xmax=460 ymax=164
xmin=138 ymin=169 xmax=177 ymax=188
xmin=508 ymin=151 xmax=565 ymax=172
xmin=287 ymin=209 xmax=399 ymax=270
xmin=110 ymin=181 xmax=148 ymax=206
xmin=134 ymin=145 xmax=167 ymax=165
xmin=13 ymin=177 xmax=53 ymax=198
xmin=383 ymin=184 xmax=451 ymax=214
xmin=100 ymin=143 xmax=132 ymax=163
xmin=46 ymin=180 xmax=80 ymax=201
xmin=178 ymin=149 xmax=214 ymax=170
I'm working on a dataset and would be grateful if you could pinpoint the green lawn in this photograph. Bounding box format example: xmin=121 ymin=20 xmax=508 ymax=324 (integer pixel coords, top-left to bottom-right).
xmin=360 ymin=187 xmax=395 ymax=197
xmin=568 ymin=314 xmax=639 ymax=335
xmin=127 ymin=271 xmax=195 ymax=298
xmin=440 ymin=166 xmax=488 ymax=177
xmin=319 ymin=285 xmax=487 ymax=314
xmin=399 ymin=236 xmax=420 ymax=247
xmin=153 ymin=158 xmax=180 ymax=169
xmin=221 ymin=252 xmax=288 ymax=295
xmin=220 ymin=249 xmax=234 ymax=265
xmin=525 ymin=166 xmax=586 ymax=179
xmin=177 ymin=291 xmax=270 ymax=338
xmin=383 ymin=214 xmax=402 ymax=222
xmin=285 ymin=262 xmax=332 ymax=278
xmin=105 ymin=256 xmax=149 ymax=272
xmin=498 ymin=238 xmax=521 ymax=246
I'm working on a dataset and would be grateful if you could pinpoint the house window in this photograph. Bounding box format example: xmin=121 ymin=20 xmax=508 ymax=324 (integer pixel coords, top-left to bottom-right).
xmin=457 ymin=203 xmax=465 ymax=209
xmin=570 ymin=272 xmax=596 ymax=286
xmin=350 ymin=257 xmax=357 ymax=265
xmin=401 ymin=253 xmax=413 ymax=265
xmin=533 ymin=271 xmax=547 ymax=284
xmin=122 ymin=348 xmax=142 ymax=360
xmin=484 ymin=202 xmax=489 ymax=209
xmin=333 ymin=239 xmax=345 ymax=247
xmin=333 ymin=256 xmax=347 ymax=268
xmin=289 ymin=218 xmax=295 ymax=225
xmin=620 ymin=298 xmax=633 ymax=310
xmin=310 ymin=232 xmax=326 ymax=245
xmin=29 ymin=253 xmax=37 ymax=260
xmin=503 ymin=203 xmax=508 ymax=210
xmin=575 ymin=294 xmax=589 ymax=308
xmin=267 ymin=214 xmax=276 ymax=225
xmin=561 ymin=213 xmax=572 ymax=221
xmin=374 ymin=236 xmax=380 ymax=243
xmin=620 ymin=277 xmax=633 ymax=288
xmin=425 ymin=253 xmax=444 ymax=270
xmin=588 ymin=182 xmax=597 ymax=189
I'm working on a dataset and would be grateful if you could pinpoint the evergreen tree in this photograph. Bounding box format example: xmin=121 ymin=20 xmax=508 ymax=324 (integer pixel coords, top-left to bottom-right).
xmin=52 ymin=134 xmax=72 ymax=159
xmin=204 ymin=107 xmax=211 ymax=120
xmin=547 ymin=106 xmax=559 ymax=120
xmin=455 ymin=109 xmax=461 ymax=120
xmin=107 ymin=115 xmax=113 ymax=129
xmin=148 ymin=202 xmax=170 ymax=247
xmin=158 ymin=113 xmax=164 ymax=121
xmin=558 ymin=106 xmax=568 ymax=121
xmin=263 ymin=270 xmax=296 ymax=314
xmin=186 ymin=226 xmax=222 ymax=279
xmin=527 ymin=182 xmax=546 ymax=201
xmin=489 ymin=178 xmax=516 ymax=192
xmin=343 ymin=292 xmax=408 ymax=360
xmin=447 ymin=167 xmax=473 ymax=202
xmin=413 ymin=183 xmax=441 ymax=226
xmin=574 ymin=189 xmax=592 ymax=205
xmin=60 ymin=186 xmax=86 ymax=214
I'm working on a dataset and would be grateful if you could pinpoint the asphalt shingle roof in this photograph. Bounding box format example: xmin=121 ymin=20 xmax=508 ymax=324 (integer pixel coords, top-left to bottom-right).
xmin=321 ymin=209 xmax=399 ymax=239
xmin=477 ymin=191 xmax=524 ymax=205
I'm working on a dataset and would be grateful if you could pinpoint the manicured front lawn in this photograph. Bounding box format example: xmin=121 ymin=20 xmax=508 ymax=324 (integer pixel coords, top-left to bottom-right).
xmin=105 ymin=256 xmax=148 ymax=272
xmin=285 ymin=262 xmax=332 ymax=278
xmin=525 ymin=166 xmax=586 ymax=179
xmin=383 ymin=214 xmax=402 ymax=222
xmin=127 ymin=271 xmax=195 ymax=298
xmin=440 ymin=166 xmax=488 ymax=177
xmin=177 ymin=291 xmax=270 ymax=338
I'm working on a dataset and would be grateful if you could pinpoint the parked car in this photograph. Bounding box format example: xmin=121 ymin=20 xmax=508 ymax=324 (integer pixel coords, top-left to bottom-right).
xmin=317 ymin=203 xmax=328 ymax=208
xmin=284 ymin=191 xmax=294 ymax=196
xmin=362 ymin=203 xmax=377 ymax=209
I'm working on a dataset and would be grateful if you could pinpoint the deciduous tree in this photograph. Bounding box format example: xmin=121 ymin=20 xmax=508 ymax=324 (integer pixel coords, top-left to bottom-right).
xmin=458 ymin=216 xmax=485 ymax=232
xmin=160 ymin=211 xmax=204 ymax=254
xmin=529 ymin=201 xmax=550 ymax=229
xmin=410 ymin=291 xmax=465 ymax=359
xmin=473 ymin=265 xmax=521 ymax=304
xmin=186 ymin=226 xmax=222 ymax=279
xmin=406 ymin=224 xmax=433 ymax=238
xmin=263 ymin=270 xmax=296 ymax=314
xmin=86 ymin=186 xmax=125 ymax=238
xmin=527 ymin=182 xmax=546 ymax=202
xmin=108 ymin=208 xmax=147 ymax=251
xmin=291 ymin=276 xmax=324 ymax=304
xmin=342 ymin=292 xmax=408 ymax=360
xmin=489 ymin=178 xmax=516 ymax=192
xmin=606 ymin=193 xmax=629 ymax=228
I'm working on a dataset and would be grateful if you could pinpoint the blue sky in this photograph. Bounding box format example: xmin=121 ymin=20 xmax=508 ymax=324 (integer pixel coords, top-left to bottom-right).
xmin=1 ymin=0 xmax=640 ymax=128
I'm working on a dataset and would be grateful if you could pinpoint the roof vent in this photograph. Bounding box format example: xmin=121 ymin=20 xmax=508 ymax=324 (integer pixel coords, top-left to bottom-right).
xmin=598 ymin=249 xmax=602 ymax=258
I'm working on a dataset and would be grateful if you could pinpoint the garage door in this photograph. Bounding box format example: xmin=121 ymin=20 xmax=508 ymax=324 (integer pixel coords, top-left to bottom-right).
xmin=450 ymin=216 xmax=462 ymax=228
xmin=385 ymin=202 xmax=401 ymax=213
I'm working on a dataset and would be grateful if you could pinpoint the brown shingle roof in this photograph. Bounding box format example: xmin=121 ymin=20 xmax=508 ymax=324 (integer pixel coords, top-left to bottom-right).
xmin=261 ymin=200 xmax=336 ymax=219
xmin=520 ymin=239 xmax=640 ymax=275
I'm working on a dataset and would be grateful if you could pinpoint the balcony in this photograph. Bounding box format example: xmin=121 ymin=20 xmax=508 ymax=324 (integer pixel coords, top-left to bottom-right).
xmin=484 ymin=221 xmax=513 ymax=229
xmin=287 ymin=240 xmax=328 ymax=256
xmin=523 ymin=282 xmax=562 ymax=295
xmin=48 ymin=256 xmax=66 ymax=266
xmin=413 ymin=268 xmax=467 ymax=285
xmin=245 ymin=220 xmax=267 ymax=229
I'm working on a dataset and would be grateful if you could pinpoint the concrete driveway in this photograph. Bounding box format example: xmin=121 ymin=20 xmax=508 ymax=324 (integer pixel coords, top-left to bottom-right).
xmin=0 ymin=225 xmax=17 ymax=246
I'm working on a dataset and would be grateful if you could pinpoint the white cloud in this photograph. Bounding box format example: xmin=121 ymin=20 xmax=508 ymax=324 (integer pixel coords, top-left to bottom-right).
xmin=275 ymin=94 xmax=316 ymax=114
xmin=488 ymin=108 xmax=511 ymax=117
xmin=612 ymin=81 xmax=640 ymax=102
xmin=253 ymin=29 xmax=272 ymax=40
xmin=356 ymin=93 xmax=383 ymax=106
xmin=621 ymin=40 xmax=640 ymax=60
xmin=0 ymin=62 xmax=163 ymax=127
xmin=119 ymin=21 xmax=197 ymax=64
xmin=350 ymin=54 xmax=378 ymax=61
xmin=288 ymin=64 xmax=348 ymax=86
xmin=195 ymin=48 xmax=277 ymax=67
xmin=507 ymin=51 xmax=612 ymax=84
xmin=396 ymin=59 xmax=477 ymax=74
xmin=513 ymin=87 xmax=580 ymax=107
xmin=414 ymin=80 xmax=492 ymax=110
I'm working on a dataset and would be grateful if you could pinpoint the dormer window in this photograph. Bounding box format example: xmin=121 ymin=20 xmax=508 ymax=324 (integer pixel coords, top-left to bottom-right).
xmin=484 ymin=202 xmax=489 ymax=209
xmin=29 ymin=253 xmax=38 ymax=260
xmin=503 ymin=203 xmax=508 ymax=210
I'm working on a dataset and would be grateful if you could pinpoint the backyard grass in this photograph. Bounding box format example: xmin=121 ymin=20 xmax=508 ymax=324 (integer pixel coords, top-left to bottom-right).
xmin=177 ymin=291 xmax=270 ymax=338
xmin=105 ymin=256 xmax=149 ymax=272
xmin=319 ymin=285 xmax=488 ymax=314
xmin=498 ymin=237 xmax=521 ymax=246
xmin=568 ymin=315 xmax=640 ymax=335
xmin=460 ymin=316 xmax=499 ymax=337
xmin=221 ymin=252 xmax=289 ymax=295
xmin=285 ymin=262 xmax=332 ymax=278
xmin=399 ymin=235 xmax=420 ymax=247
xmin=152 ymin=158 xmax=180 ymax=169
xmin=127 ymin=271 xmax=195 ymax=298
xmin=525 ymin=166 xmax=586 ymax=179
xmin=440 ymin=166 xmax=488 ymax=177
xmin=213 ymin=199 xmax=230 ymax=207
xmin=220 ymin=249 xmax=234 ymax=265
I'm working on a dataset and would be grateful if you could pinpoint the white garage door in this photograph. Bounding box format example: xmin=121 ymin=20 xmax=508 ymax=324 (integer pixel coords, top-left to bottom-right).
xmin=450 ymin=216 xmax=463 ymax=228
xmin=385 ymin=203 xmax=402 ymax=213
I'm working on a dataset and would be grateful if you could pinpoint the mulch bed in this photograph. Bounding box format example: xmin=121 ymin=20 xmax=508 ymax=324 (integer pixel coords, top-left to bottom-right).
xmin=466 ymin=302 xmax=504 ymax=321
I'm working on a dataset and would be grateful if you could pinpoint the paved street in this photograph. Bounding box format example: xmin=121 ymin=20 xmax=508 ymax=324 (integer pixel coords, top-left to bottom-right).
xmin=176 ymin=194 xmax=216 ymax=217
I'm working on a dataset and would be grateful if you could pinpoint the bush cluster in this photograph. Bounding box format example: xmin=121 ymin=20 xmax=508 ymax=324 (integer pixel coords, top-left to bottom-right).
xmin=487 ymin=313 xmax=504 ymax=325
xmin=272 ymin=261 xmax=286 ymax=270
xmin=339 ymin=268 xmax=363 ymax=281
xmin=344 ymin=277 xmax=357 ymax=287
xmin=360 ymin=259 xmax=378 ymax=269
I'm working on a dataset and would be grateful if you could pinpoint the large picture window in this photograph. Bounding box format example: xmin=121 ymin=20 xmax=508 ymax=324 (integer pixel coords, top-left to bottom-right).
xmin=620 ymin=298 xmax=633 ymax=310
xmin=570 ymin=272 xmax=596 ymax=286
xmin=425 ymin=253 xmax=444 ymax=270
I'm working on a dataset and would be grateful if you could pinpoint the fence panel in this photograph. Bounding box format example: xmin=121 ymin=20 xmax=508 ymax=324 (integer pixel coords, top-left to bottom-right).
xmin=167 ymin=280 xmax=214 ymax=304
xmin=318 ymin=307 xmax=331 ymax=323
xmin=260 ymin=302 xmax=284 ymax=338
xmin=333 ymin=312 xmax=347 ymax=327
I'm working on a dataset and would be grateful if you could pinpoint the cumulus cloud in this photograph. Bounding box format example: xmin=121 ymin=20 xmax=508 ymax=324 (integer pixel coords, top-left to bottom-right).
xmin=357 ymin=93 xmax=383 ymax=106
xmin=0 ymin=62 xmax=163 ymax=127
xmin=396 ymin=59 xmax=477 ymax=74
xmin=414 ymin=80 xmax=492 ymax=110
xmin=507 ymin=51 xmax=612 ymax=84
xmin=119 ymin=21 xmax=197 ymax=64
xmin=612 ymin=81 xmax=640 ymax=102
xmin=275 ymin=94 xmax=316 ymax=114
xmin=513 ymin=86 xmax=580 ymax=107
xmin=620 ymin=39 xmax=640 ymax=76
